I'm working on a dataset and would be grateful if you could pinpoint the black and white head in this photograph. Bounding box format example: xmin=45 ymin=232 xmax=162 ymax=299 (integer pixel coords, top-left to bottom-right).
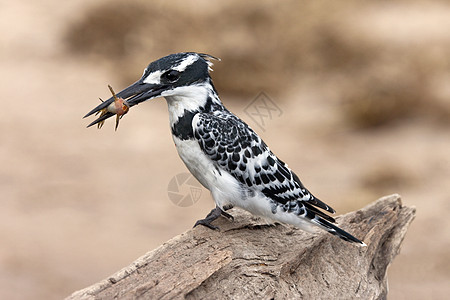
xmin=84 ymin=52 xmax=220 ymax=126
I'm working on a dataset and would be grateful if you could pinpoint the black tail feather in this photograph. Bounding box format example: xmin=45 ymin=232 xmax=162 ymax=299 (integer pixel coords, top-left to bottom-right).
xmin=313 ymin=216 xmax=366 ymax=246
xmin=303 ymin=202 xmax=336 ymax=223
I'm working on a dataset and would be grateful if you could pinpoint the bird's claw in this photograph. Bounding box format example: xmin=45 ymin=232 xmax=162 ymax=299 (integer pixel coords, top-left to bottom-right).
xmin=193 ymin=219 xmax=220 ymax=231
xmin=193 ymin=206 xmax=234 ymax=230
xmin=221 ymin=210 xmax=234 ymax=221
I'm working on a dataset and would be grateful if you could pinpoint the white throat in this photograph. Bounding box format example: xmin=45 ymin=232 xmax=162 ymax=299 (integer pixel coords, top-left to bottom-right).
xmin=163 ymin=84 xmax=210 ymax=127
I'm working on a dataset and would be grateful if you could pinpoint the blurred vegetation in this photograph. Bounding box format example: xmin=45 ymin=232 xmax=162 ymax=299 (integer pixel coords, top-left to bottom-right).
xmin=65 ymin=0 xmax=450 ymax=129
xmin=360 ymin=163 xmax=417 ymax=195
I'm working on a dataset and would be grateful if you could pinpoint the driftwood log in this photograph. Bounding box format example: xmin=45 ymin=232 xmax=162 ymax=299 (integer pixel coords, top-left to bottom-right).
xmin=67 ymin=194 xmax=415 ymax=299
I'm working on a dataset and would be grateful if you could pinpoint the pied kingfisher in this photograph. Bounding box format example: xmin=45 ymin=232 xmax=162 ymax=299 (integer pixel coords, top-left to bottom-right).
xmin=84 ymin=52 xmax=365 ymax=246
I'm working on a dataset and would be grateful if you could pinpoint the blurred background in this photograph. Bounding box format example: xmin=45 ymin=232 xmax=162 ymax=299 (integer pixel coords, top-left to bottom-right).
xmin=1 ymin=0 xmax=449 ymax=299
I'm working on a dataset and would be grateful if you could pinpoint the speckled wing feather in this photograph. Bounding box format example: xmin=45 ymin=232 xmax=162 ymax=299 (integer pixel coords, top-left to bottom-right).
xmin=193 ymin=109 xmax=336 ymax=220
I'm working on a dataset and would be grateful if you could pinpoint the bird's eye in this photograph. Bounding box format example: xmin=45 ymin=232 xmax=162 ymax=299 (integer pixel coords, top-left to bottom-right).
xmin=163 ymin=70 xmax=180 ymax=82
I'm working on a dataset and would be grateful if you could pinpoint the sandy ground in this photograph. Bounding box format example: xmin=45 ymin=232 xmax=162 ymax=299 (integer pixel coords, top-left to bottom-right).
xmin=1 ymin=1 xmax=449 ymax=299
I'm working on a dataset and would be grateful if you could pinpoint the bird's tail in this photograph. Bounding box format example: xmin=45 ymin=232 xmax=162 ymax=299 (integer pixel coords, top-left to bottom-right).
xmin=311 ymin=216 xmax=367 ymax=247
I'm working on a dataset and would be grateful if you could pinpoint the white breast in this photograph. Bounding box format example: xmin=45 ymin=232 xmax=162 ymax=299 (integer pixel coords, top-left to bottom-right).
xmin=172 ymin=136 xmax=215 ymax=189
xmin=172 ymin=135 xmax=244 ymax=209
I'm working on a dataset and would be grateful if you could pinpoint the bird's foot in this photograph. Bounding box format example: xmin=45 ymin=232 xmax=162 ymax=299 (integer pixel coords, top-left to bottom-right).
xmin=194 ymin=219 xmax=220 ymax=230
xmin=193 ymin=206 xmax=234 ymax=230
xmin=221 ymin=210 xmax=234 ymax=221
xmin=222 ymin=204 xmax=234 ymax=211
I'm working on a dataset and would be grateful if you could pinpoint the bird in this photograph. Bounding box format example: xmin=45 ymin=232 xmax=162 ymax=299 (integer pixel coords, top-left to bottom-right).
xmin=84 ymin=52 xmax=366 ymax=246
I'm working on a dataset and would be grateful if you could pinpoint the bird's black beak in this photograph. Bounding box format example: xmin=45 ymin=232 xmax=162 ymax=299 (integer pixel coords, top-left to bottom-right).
xmin=83 ymin=80 xmax=168 ymax=128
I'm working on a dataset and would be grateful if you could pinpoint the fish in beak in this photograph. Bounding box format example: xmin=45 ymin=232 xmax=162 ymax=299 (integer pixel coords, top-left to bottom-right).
xmin=95 ymin=85 xmax=129 ymax=131
xmin=84 ymin=80 xmax=167 ymax=129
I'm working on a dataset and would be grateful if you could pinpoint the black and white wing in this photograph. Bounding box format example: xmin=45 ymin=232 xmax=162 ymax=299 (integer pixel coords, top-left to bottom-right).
xmin=193 ymin=110 xmax=336 ymax=221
